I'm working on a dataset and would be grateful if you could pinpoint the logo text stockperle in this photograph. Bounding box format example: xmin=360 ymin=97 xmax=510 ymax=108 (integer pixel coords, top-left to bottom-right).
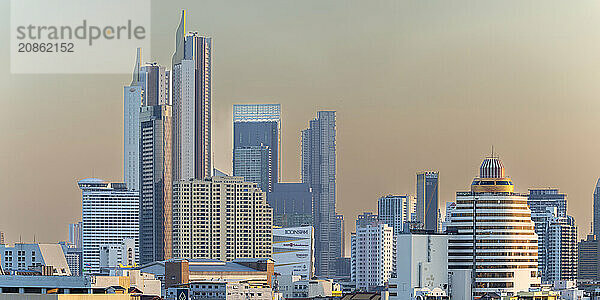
xmin=16 ymin=20 xmax=146 ymax=46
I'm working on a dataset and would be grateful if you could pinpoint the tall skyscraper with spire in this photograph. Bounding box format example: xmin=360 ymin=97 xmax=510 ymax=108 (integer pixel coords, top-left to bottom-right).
xmin=594 ymin=179 xmax=600 ymax=237
xmin=124 ymin=48 xmax=143 ymax=191
xmin=301 ymin=111 xmax=340 ymax=277
xmin=171 ymin=10 xmax=212 ymax=181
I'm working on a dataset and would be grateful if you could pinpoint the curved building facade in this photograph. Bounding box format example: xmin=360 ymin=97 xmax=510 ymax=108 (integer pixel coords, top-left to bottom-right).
xmin=448 ymin=156 xmax=540 ymax=296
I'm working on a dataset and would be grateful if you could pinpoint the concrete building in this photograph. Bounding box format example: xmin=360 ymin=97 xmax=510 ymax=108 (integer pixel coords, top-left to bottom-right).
xmin=277 ymin=275 xmax=342 ymax=299
xmin=68 ymin=222 xmax=82 ymax=249
xmin=267 ymin=183 xmax=313 ymax=227
xmin=59 ymin=242 xmax=82 ymax=277
xmin=351 ymin=223 xmax=393 ymax=291
xmin=171 ymin=11 xmax=212 ymax=181
xmin=378 ymin=194 xmax=414 ymax=237
xmin=78 ymin=179 xmax=139 ymax=275
xmin=416 ymin=171 xmax=439 ymax=232
xmin=528 ymin=188 xmax=567 ymax=218
xmin=273 ymin=226 xmax=314 ymax=280
xmin=233 ymin=104 xmax=281 ymax=193
xmin=172 ymin=176 xmax=272 ymax=261
xmin=531 ymin=207 xmax=577 ymax=283
xmin=0 ymin=244 xmax=71 ymax=276
xmin=446 ymin=155 xmax=540 ymax=297
xmin=595 ymin=179 xmax=600 ymax=238
xmin=233 ymin=145 xmax=272 ymax=193
xmin=302 ymin=110 xmax=340 ymax=277
xmin=578 ymin=234 xmax=600 ymax=282
xmin=139 ymin=104 xmax=173 ymax=264
xmin=0 ymin=270 xmax=160 ymax=296
xmin=166 ymin=280 xmax=273 ymax=300
xmin=123 ymin=48 xmax=143 ymax=192
xmin=99 ymin=238 xmax=136 ymax=271
xmin=389 ymin=233 xmax=448 ymax=300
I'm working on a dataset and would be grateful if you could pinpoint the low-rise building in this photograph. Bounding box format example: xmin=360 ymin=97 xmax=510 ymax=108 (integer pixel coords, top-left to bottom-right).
xmin=277 ymin=275 xmax=341 ymax=299
xmin=0 ymin=243 xmax=71 ymax=276
xmin=166 ymin=280 xmax=273 ymax=300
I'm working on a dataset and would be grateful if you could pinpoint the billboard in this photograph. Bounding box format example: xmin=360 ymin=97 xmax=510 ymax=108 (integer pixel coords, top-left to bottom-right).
xmin=273 ymin=226 xmax=314 ymax=280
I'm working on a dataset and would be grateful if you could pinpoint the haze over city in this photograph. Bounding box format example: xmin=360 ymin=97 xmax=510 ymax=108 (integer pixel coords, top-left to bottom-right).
xmin=3 ymin=0 xmax=600 ymax=256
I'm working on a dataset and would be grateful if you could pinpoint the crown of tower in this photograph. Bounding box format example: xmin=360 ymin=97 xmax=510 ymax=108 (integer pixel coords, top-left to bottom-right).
xmin=479 ymin=157 xmax=505 ymax=179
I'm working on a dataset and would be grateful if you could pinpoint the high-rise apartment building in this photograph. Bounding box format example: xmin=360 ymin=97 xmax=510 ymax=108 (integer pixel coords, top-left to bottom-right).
xmin=68 ymin=222 xmax=83 ymax=249
xmin=172 ymin=176 xmax=272 ymax=261
xmin=171 ymin=11 xmax=212 ymax=181
xmin=233 ymin=104 xmax=280 ymax=192
xmin=528 ymin=188 xmax=567 ymax=218
xmin=447 ymin=156 xmax=540 ymax=296
xmin=350 ymin=223 xmax=394 ymax=291
xmin=267 ymin=183 xmax=313 ymax=227
xmin=416 ymin=171 xmax=439 ymax=232
xmin=78 ymin=178 xmax=139 ymax=275
xmin=532 ymin=207 xmax=577 ymax=283
xmin=233 ymin=146 xmax=272 ymax=192
xmin=594 ymin=179 xmax=600 ymax=237
xmin=0 ymin=232 xmax=4 ymax=245
xmin=139 ymin=104 xmax=173 ymax=264
xmin=378 ymin=195 xmax=414 ymax=235
xmin=578 ymin=234 xmax=600 ymax=282
xmin=301 ymin=111 xmax=339 ymax=277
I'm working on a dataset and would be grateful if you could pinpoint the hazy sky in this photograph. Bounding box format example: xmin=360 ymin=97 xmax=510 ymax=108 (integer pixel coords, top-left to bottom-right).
xmin=2 ymin=1 xmax=600 ymax=255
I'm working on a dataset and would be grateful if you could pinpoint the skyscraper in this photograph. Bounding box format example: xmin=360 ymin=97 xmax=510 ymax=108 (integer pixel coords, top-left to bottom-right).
xmin=301 ymin=111 xmax=339 ymax=276
xmin=416 ymin=171 xmax=439 ymax=232
xmin=172 ymin=176 xmax=272 ymax=261
xmin=528 ymin=189 xmax=576 ymax=283
xmin=528 ymin=188 xmax=567 ymax=218
xmin=233 ymin=145 xmax=272 ymax=192
xmin=447 ymin=155 xmax=540 ymax=296
xmin=233 ymin=104 xmax=281 ymax=192
xmin=171 ymin=10 xmax=212 ymax=181
xmin=139 ymin=104 xmax=173 ymax=264
xmin=351 ymin=222 xmax=394 ymax=290
xmin=124 ymin=48 xmax=143 ymax=191
xmin=78 ymin=178 xmax=139 ymax=275
xmin=124 ymin=49 xmax=170 ymax=191
xmin=578 ymin=234 xmax=600 ymax=282
xmin=378 ymin=195 xmax=414 ymax=235
xmin=68 ymin=222 xmax=83 ymax=249
xmin=268 ymin=182 xmax=313 ymax=227
xmin=594 ymin=179 xmax=600 ymax=237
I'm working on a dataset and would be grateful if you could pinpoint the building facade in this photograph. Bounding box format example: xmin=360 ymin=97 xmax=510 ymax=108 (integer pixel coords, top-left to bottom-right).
xmin=233 ymin=146 xmax=272 ymax=193
xmin=578 ymin=234 xmax=600 ymax=282
xmin=446 ymin=156 xmax=540 ymax=296
xmin=172 ymin=176 xmax=272 ymax=261
xmin=594 ymin=179 xmax=600 ymax=237
xmin=0 ymin=244 xmax=71 ymax=276
xmin=171 ymin=11 xmax=212 ymax=181
xmin=531 ymin=207 xmax=577 ymax=283
xmin=68 ymin=222 xmax=83 ymax=249
xmin=273 ymin=226 xmax=314 ymax=280
xmin=390 ymin=233 xmax=449 ymax=300
xmin=268 ymin=183 xmax=313 ymax=228
xmin=78 ymin=178 xmax=139 ymax=275
xmin=123 ymin=48 xmax=143 ymax=191
xmin=139 ymin=104 xmax=173 ymax=264
xmin=351 ymin=223 xmax=394 ymax=291
xmin=528 ymin=188 xmax=567 ymax=218
xmin=233 ymin=104 xmax=281 ymax=192
xmin=416 ymin=172 xmax=439 ymax=232
xmin=301 ymin=111 xmax=340 ymax=277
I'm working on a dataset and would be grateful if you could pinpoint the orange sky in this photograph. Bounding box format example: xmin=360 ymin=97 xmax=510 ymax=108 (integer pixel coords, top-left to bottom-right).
xmin=1 ymin=1 xmax=600 ymax=255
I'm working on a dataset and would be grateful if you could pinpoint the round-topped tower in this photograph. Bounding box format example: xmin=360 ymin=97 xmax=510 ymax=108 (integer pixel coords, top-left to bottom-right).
xmin=471 ymin=157 xmax=514 ymax=193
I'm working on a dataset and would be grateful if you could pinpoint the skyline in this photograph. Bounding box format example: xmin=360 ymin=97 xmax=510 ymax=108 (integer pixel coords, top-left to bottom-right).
xmin=3 ymin=1 xmax=600 ymax=256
